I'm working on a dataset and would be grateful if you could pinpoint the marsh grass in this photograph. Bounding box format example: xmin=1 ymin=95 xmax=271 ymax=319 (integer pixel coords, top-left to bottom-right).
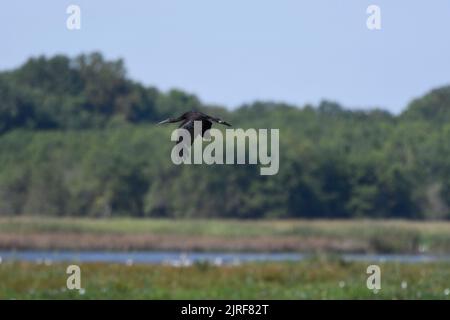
xmin=0 ymin=259 xmax=449 ymax=299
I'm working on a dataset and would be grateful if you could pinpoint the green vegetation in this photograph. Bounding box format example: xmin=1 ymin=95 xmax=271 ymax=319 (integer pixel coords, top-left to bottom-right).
xmin=0 ymin=53 xmax=450 ymax=219
xmin=1 ymin=260 xmax=449 ymax=299
xmin=1 ymin=217 xmax=450 ymax=253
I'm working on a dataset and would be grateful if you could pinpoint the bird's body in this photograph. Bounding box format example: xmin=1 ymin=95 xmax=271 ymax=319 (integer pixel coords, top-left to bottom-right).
xmin=158 ymin=111 xmax=231 ymax=156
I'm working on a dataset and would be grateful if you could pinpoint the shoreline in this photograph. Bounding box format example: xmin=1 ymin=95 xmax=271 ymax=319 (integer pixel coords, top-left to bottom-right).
xmin=1 ymin=218 xmax=449 ymax=254
xmin=0 ymin=232 xmax=368 ymax=253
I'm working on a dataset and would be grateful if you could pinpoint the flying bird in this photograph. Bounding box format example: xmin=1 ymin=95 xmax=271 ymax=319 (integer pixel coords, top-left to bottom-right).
xmin=158 ymin=110 xmax=232 ymax=156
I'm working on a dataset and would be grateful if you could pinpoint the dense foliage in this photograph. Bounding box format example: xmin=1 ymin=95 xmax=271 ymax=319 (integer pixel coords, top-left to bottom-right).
xmin=0 ymin=53 xmax=449 ymax=219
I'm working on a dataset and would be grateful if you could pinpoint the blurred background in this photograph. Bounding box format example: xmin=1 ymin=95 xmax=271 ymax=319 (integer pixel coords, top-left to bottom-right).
xmin=0 ymin=0 xmax=449 ymax=299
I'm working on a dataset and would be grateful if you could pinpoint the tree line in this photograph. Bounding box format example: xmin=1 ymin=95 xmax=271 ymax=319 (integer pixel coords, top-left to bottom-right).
xmin=0 ymin=52 xmax=449 ymax=219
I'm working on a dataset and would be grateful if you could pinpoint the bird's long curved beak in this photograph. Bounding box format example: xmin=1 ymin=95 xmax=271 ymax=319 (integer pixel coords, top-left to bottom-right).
xmin=157 ymin=119 xmax=170 ymax=125
xmin=219 ymin=120 xmax=232 ymax=126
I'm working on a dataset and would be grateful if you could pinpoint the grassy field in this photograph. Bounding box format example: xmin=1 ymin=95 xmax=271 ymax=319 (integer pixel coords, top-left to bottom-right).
xmin=0 ymin=259 xmax=449 ymax=299
xmin=0 ymin=217 xmax=450 ymax=253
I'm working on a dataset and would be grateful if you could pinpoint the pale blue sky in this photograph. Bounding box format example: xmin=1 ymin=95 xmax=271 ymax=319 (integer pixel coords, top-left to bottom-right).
xmin=1 ymin=1 xmax=450 ymax=113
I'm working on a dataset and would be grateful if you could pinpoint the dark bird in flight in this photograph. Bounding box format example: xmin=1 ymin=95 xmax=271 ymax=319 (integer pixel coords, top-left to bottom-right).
xmin=158 ymin=110 xmax=232 ymax=156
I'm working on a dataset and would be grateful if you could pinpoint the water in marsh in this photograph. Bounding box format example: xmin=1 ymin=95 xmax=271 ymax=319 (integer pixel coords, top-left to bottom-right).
xmin=1 ymin=251 xmax=450 ymax=266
